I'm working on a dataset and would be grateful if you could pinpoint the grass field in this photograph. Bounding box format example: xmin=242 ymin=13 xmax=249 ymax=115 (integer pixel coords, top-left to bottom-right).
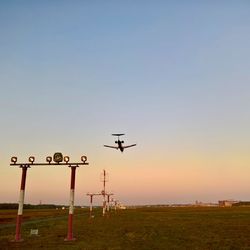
xmin=1 ymin=207 xmax=250 ymax=249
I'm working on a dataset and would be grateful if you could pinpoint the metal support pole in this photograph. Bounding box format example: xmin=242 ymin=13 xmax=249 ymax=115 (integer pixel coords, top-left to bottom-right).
xmin=102 ymin=170 xmax=106 ymax=216
xmin=110 ymin=199 xmax=113 ymax=210
xmin=103 ymin=170 xmax=106 ymax=192
xmin=14 ymin=166 xmax=28 ymax=242
xmin=107 ymin=195 xmax=110 ymax=212
xmin=65 ymin=166 xmax=76 ymax=241
xmin=90 ymin=195 xmax=93 ymax=217
xmin=102 ymin=192 xmax=106 ymax=216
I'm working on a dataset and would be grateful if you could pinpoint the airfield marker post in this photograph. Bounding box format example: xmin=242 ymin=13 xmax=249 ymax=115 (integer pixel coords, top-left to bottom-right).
xmin=114 ymin=200 xmax=118 ymax=212
xmin=106 ymin=193 xmax=113 ymax=212
xmin=102 ymin=191 xmax=106 ymax=216
xmin=65 ymin=166 xmax=77 ymax=241
xmin=89 ymin=194 xmax=95 ymax=218
xmin=86 ymin=193 xmax=102 ymax=218
xmin=90 ymin=194 xmax=93 ymax=214
xmin=101 ymin=169 xmax=107 ymax=216
xmin=107 ymin=195 xmax=110 ymax=212
xmin=86 ymin=193 xmax=94 ymax=217
xmin=14 ymin=165 xmax=28 ymax=242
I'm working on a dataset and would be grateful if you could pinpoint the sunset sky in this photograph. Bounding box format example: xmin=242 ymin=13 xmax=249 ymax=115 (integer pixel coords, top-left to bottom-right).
xmin=1 ymin=1 xmax=250 ymax=205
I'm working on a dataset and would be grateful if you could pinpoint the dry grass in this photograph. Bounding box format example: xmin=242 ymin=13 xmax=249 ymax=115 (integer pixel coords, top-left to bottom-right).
xmin=1 ymin=207 xmax=250 ymax=249
xmin=0 ymin=209 xmax=70 ymax=224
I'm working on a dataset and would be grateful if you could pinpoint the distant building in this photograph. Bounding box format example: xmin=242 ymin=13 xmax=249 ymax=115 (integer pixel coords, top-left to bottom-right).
xmin=194 ymin=200 xmax=218 ymax=207
xmin=218 ymin=200 xmax=238 ymax=207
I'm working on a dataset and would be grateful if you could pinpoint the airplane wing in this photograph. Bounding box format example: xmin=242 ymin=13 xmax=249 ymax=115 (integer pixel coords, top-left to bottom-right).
xmin=104 ymin=145 xmax=119 ymax=150
xmin=123 ymin=144 xmax=137 ymax=149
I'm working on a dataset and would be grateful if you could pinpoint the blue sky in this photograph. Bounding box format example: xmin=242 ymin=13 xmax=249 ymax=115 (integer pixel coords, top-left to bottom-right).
xmin=0 ymin=1 xmax=250 ymax=205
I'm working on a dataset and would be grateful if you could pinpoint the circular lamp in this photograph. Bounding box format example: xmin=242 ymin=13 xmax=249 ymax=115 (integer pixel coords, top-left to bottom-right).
xmin=46 ymin=156 xmax=52 ymax=163
xmin=81 ymin=155 xmax=87 ymax=163
xmin=64 ymin=156 xmax=70 ymax=163
xmin=29 ymin=156 xmax=35 ymax=163
xmin=11 ymin=156 xmax=17 ymax=164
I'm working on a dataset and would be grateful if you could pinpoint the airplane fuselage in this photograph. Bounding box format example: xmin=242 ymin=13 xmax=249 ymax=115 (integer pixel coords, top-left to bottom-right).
xmin=117 ymin=140 xmax=124 ymax=152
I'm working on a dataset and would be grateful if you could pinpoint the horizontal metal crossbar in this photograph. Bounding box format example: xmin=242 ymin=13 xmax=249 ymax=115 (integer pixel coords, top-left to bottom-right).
xmin=10 ymin=162 xmax=89 ymax=167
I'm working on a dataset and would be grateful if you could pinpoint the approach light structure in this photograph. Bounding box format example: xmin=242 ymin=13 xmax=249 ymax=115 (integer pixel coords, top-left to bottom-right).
xmin=10 ymin=152 xmax=89 ymax=242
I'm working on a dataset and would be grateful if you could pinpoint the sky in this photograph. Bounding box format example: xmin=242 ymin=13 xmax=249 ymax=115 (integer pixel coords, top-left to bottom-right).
xmin=0 ymin=1 xmax=250 ymax=205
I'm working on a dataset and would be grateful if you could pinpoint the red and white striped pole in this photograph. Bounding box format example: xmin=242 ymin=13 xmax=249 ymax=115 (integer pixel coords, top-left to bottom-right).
xmin=14 ymin=166 xmax=28 ymax=241
xmin=107 ymin=195 xmax=110 ymax=212
xmin=107 ymin=194 xmax=114 ymax=212
xmin=65 ymin=166 xmax=77 ymax=241
xmin=102 ymin=170 xmax=106 ymax=216
xmin=102 ymin=190 xmax=106 ymax=216
xmin=90 ymin=194 xmax=93 ymax=216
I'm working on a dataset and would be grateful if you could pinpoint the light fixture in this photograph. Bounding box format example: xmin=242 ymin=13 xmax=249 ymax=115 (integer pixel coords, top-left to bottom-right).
xmin=64 ymin=156 xmax=70 ymax=163
xmin=11 ymin=156 xmax=17 ymax=164
xmin=81 ymin=155 xmax=87 ymax=163
xmin=29 ymin=156 xmax=35 ymax=163
xmin=46 ymin=156 xmax=52 ymax=163
xmin=53 ymin=152 xmax=63 ymax=163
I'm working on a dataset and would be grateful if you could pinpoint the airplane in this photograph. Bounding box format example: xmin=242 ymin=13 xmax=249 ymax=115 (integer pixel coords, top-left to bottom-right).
xmin=104 ymin=134 xmax=136 ymax=152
